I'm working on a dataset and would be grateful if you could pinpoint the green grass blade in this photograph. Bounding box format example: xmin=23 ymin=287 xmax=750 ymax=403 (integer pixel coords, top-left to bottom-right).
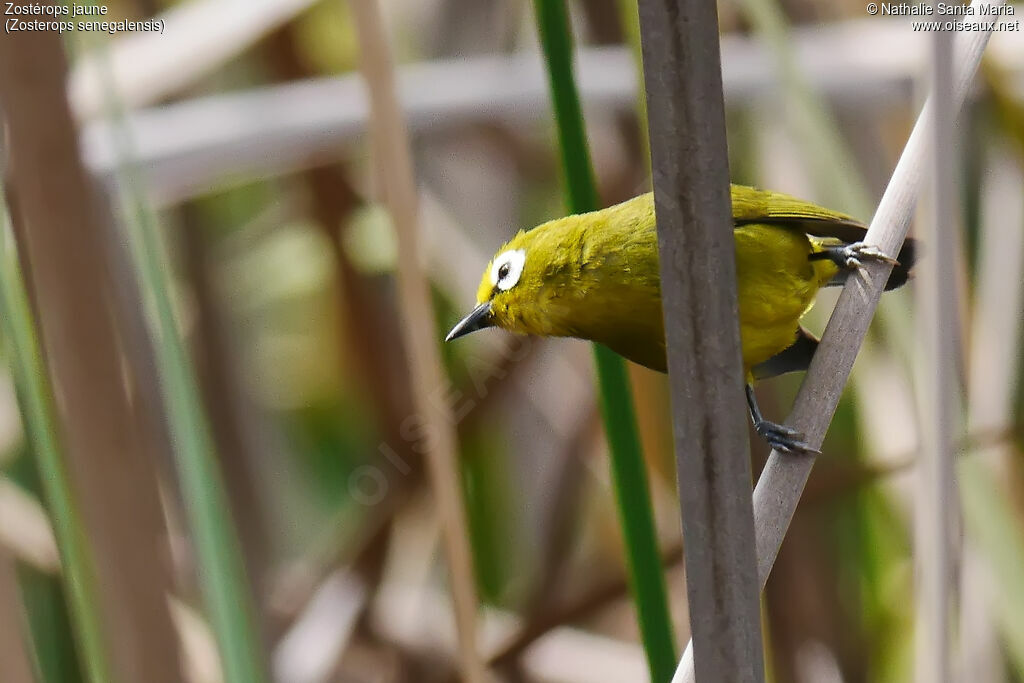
xmin=532 ymin=0 xmax=600 ymax=213
xmin=531 ymin=2 xmax=677 ymax=680
xmin=0 ymin=200 xmax=111 ymax=683
xmin=84 ymin=42 xmax=270 ymax=683
xmin=592 ymin=346 xmax=678 ymax=678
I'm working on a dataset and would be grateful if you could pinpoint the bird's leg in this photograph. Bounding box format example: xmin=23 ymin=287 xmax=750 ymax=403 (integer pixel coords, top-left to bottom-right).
xmin=745 ymin=384 xmax=819 ymax=455
xmin=809 ymin=242 xmax=900 ymax=270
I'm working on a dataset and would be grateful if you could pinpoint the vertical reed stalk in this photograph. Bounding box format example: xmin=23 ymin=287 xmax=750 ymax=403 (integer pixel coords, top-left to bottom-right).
xmin=635 ymin=0 xmax=765 ymax=680
xmin=913 ymin=29 xmax=956 ymax=683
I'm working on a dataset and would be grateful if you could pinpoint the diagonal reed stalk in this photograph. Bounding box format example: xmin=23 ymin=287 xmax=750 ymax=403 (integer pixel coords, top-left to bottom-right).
xmin=531 ymin=2 xmax=676 ymax=681
xmin=672 ymin=1 xmax=1005 ymax=679
xmin=0 ymin=200 xmax=110 ymax=683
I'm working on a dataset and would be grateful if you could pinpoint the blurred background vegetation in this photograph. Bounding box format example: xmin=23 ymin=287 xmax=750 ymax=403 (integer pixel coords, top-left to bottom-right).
xmin=0 ymin=0 xmax=1023 ymax=682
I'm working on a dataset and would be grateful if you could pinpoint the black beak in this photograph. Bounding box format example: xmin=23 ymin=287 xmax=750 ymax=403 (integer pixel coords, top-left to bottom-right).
xmin=445 ymin=302 xmax=493 ymax=342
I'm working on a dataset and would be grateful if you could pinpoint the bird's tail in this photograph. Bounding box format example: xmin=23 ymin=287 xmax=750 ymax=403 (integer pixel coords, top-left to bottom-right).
xmin=824 ymin=237 xmax=918 ymax=291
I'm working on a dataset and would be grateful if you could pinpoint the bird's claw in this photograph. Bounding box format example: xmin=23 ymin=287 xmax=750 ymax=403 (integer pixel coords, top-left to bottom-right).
xmin=754 ymin=420 xmax=820 ymax=455
xmin=841 ymin=242 xmax=900 ymax=269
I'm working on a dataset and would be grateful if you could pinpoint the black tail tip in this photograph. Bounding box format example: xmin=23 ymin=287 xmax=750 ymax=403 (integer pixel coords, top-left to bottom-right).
xmin=884 ymin=237 xmax=918 ymax=291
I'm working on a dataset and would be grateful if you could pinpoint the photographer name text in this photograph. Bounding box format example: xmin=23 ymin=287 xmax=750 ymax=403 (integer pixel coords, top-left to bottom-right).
xmin=875 ymin=2 xmax=1014 ymax=16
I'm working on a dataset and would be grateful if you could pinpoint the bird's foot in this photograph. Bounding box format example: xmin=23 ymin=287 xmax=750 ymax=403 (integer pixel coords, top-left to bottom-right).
xmin=753 ymin=419 xmax=820 ymax=455
xmin=839 ymin=242 xmax=900 ymax=269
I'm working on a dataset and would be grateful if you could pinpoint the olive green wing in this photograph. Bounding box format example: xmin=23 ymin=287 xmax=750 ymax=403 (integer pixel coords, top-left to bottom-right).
xmin=730 ymin=184 xmax=917 ymax=291
xmin=731 ymin=184 xmax=868 ymax=242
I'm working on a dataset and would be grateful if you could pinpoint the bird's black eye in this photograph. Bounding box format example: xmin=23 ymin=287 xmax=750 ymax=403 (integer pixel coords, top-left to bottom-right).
xmin=498 ymin=262 xmax=510 ymax=281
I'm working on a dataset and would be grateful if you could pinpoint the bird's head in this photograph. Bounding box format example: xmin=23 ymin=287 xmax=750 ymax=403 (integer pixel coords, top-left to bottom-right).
xmin=445 ymin=227 xmax=557 ymax=342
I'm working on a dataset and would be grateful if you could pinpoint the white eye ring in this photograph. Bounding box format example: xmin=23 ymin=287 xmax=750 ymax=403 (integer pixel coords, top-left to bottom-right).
xmin=489 ymin=249 xmax=526 ymax=291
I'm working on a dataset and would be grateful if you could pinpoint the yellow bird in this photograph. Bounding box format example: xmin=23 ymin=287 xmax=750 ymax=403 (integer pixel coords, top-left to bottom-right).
xmin=445 ymin=185 xmax=915 ymax=453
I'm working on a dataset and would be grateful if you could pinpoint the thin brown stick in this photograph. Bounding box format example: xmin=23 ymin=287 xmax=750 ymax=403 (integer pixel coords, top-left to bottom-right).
xmin=347 ymin=1 xmax=484 ymax=681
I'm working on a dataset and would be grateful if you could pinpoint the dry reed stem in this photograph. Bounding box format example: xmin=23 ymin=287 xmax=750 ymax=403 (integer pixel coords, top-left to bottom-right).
xmin=347 ymin=1 xmax=484 ymax=680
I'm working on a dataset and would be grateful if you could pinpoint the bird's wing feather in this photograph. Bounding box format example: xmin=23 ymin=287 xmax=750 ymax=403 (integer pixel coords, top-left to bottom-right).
xmin=730 ymin=184 xmax=869 ymax=243
xmin=730 ymin=184 xmax=917 ymax=291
